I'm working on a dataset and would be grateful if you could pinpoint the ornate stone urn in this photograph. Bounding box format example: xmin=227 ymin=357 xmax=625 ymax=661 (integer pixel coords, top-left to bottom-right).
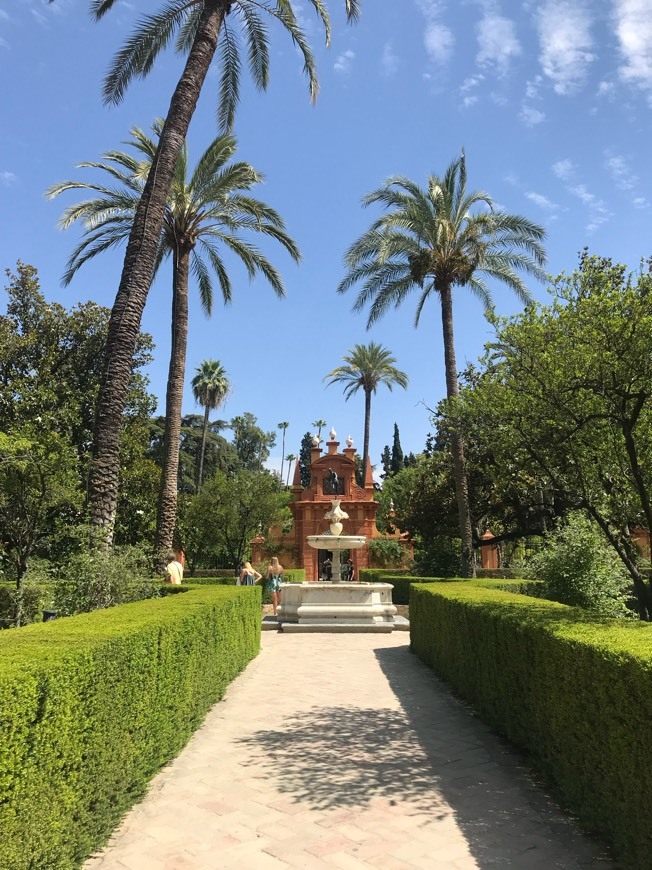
xmin=324 ymin=499 xmax=348 ymax=537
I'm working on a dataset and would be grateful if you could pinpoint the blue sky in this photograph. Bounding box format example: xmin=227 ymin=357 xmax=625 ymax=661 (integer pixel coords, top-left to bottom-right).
xmin=2 ymin=0 xmax=651 ymax=477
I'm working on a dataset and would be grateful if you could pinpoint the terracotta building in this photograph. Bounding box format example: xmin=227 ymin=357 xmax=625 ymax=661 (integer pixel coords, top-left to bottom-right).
xmin=251 ymin=431 xmax=383 ymax=580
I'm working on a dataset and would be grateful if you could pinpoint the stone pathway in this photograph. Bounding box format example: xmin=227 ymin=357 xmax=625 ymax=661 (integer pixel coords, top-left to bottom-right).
xmin=85 ymin=633 xmax=614 ymax=869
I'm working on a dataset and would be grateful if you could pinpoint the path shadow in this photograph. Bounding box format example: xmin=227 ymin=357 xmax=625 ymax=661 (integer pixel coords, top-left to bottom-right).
xmin=373 ymin=644 xmax=616 ymax=869
xmin=236 ymin=642 xmax=615 ymax=868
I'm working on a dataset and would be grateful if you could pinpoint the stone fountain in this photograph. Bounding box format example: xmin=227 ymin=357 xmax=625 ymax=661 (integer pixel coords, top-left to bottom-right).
xmin=276 ymin=498 xmax=398 ymax=632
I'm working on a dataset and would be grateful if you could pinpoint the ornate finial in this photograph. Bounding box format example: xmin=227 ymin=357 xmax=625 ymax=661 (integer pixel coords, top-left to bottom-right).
xmin=389 ymin=499 xmax=395 ymax=516
xmin=329 ymin=427 xmax=336 ymax=440
xmin=312 ymin=433 xmax=319 ymax=447
xmin=346 ymin=434 xmax=353 ymax=447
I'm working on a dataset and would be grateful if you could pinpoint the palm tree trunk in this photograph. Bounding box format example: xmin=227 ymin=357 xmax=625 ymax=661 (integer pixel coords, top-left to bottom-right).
xmin=88 ymin=0 xmax=226 ymax=548
xmin=197 ymin=403 xmax=210 ymax=490
xmin=362 ymin=388 xmax=372 ymax=485
xmin=439 ymin=282 xmax=475 ymax=577
xmin=155 ymin=247 xmax=190 ymax=559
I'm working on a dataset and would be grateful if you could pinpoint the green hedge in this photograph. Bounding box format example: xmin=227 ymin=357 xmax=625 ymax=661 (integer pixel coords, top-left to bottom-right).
xmin=410 ymin=582 xmax=652 ymax=868
xmin=0 ymin=584 xmax=261 ymax=869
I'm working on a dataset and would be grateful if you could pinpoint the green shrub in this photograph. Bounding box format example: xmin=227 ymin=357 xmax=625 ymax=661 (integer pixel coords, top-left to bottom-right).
xmin=0 ymin=582 xmax=54 ymax=628
xmin=414 ymin=536 xmax=461 ymax=577
xmin=410 ymin=582 xmax=652 ymax=868
xmin=367 ymin=537 xmax=405 ymax=568
xmin=528 ymin=512 xmax=631 ymax=617
xmin=0 ymin=584 xmax=260 ymax=869
xmin=53 ymin=545 xmax=160 ymax=615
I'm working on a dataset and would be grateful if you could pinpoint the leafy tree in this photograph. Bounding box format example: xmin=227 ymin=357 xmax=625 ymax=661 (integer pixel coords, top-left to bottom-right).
xmin=0 ymin=431 xmax=82 ymax=625
xmin=324 ymin=342 xmax=408 ymax=483
xmin=179 ymin=468 xmax=288 ymax=571
xmin=298 ymin=431 xmax=314 ymax=488
xmin=0 ymin=263 xmax=155 ymax=548
xmin=390 ymin=422 xmax=404 ymax=474
xmin=460 ymin=253 xmax=652 ymax=617
xmin=191 ymin=359 xmax=231 ymax=489
xmin=231 ymin=413 xmax=275 ymax=472
xmin=77 ymin=0 xmax=360 ymax=549
xmin=49 ymin=124 xmax=298 ymax=556
xmin=339 ymin=151 xmax=546 ymax=576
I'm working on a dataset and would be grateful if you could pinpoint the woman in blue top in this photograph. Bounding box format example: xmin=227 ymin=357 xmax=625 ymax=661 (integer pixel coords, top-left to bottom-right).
xmin=266 ymin=556 xmax=284 ymax=615
xmin=240 ymin=561 xmax=262 ymax=586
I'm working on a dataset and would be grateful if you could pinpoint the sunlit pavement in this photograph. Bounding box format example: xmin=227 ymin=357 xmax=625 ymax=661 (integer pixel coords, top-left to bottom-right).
xmin=85 ymin=632 xmax=614 ymax=869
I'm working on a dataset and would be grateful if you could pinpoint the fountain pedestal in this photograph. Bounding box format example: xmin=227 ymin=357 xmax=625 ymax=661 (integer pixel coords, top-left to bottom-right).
xmin=277 ymin=581 xmax=397 ymax=632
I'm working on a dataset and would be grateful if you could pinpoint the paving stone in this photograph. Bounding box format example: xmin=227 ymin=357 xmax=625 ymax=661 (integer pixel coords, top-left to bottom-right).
xmin=84 ymin=633 xmax=615 ymax=869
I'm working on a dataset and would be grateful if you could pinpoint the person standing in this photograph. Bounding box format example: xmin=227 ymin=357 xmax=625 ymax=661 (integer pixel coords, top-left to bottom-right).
xmin=164 ymin=551 xmax=183 ymax=585
xmin=240 ymin=561 xmax=262 ymax=586
xmin=266 ymin=556 xmax=284 ymax=616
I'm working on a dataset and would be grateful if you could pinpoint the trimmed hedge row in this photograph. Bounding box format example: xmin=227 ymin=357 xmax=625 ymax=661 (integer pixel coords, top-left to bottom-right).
xmin=0 ymin=584 xmax=261 ymax=870
xmin=410 ymin=582 xmax=652 ymax=868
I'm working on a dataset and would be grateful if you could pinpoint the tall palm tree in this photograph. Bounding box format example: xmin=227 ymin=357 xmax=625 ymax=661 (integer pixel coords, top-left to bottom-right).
xmin=81 ymin=1 xmax=361 ymax=548
xmin=49 ymin=123 xmax=299 ymax=556
xmin=312 ymin=419 xmax=327 ymax=443
xmin=278 ymin=422 xmax=289 ymax=483
xmin=285 ymin=454 xmax=296 ymax=487
xmin=338 ymin=151 xmax=547 ymax=576
xmin=192 ymin=360 xmax=231 ymax=490
xmin=324 ymin=343 xmax=408 ymax=483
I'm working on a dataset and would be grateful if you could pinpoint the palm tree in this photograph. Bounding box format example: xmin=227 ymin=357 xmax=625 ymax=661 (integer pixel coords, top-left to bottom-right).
xmin=49 ymin=123 xmax=299 ymax=556
xmin=81 ymin=1 xmax=361 ymax=548
xmin=324 ymin=343 xmax=408 ymax=484
xmin=338 ymin=151 xmax=547 ymax=576
xmin=285 ymin=454 xmax=296 ymax=487
xmin=192 ymin=360 xmax=231 ymax=490
xmin=312 ymin=419 xmax=327 ymax=443
xmin=278 ymin=422 xmax=289 ymax=483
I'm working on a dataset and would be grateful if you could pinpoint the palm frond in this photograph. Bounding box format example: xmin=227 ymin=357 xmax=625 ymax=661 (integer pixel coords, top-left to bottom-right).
xmin=237 ymin=2 xmax=270 ymax=92
xmin=217 ymin=22 xmax=242 ymax=133
xmin=272 ymin=1 xmax=319 ymax=102
xmin=189 ymin=133 xmax=238 ymax=193
xmin=102 ymin=1 xmax=191 ymax=105
xmin=191 ymin=250 xmax=214 ymax=316
xmin=198 ymin=238 xmax=232 ymax=305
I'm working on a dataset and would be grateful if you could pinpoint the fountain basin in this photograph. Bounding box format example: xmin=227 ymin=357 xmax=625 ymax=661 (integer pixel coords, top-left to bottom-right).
xmin=307 ymin=535 xmax=366 ymax=551
xmin=277 ymin=582 xmax=397 ymax=633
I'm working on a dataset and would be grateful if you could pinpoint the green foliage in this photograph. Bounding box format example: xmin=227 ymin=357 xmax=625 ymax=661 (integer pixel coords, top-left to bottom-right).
xmin=459 ymin=253 xmax=652 ymax=616
xmin=410 ymin=581 xmax=652 ymax=869
xmin=230 ymin=413 xmax=276 ymax=472
xmin=298 ymin=431 xmax=314 ymax=488
xmin=367 ymin=537 xmax=405 ymax=568
xmin=390 ymin=422 xmax=404 ymax=474
xmin=0 ymin=584 xmax=260 ymax=868
xmin=177 ymin=468 xmax=288 ymax=571
xmin=52 ymin=546 xmax=160 ymax=616
xmin=528 ymin=513 xmax=631 ymax=617
xmin=414 ymin=536 xmax=461 ymax=577
xmin=0 ymin=582 xmax=53 ymax=629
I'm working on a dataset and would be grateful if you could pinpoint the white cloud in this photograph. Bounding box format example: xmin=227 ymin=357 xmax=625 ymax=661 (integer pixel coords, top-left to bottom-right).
xmin=614 ymin=0 xmax=652 ymax=92
xmin=1 ymin=171 xmax=17 ymax=186
xmin=525 ymin=75 xmax=543 ymax=99
xmin=536 ymin=1 xmax=595 ymax=94
xmin=476 ymin=14 xmax=521 ymax=75
xmin=605 ymin=153 xmax=637 ymax=190
xmin=525 ymin=191 xmax=559 ymax=211
xmin=415 ymin=0 xmax=454 ymax=64
xmin=423 ymin=21 xmax=454 ymax=63
xmin=569 ymin=184 xmax=611 ymax=232
xmin=633 ymin=196 xmax=650 ymax=208
xmin=381 ymin=42 xmax=399 ymax=78
xmin=520 ymin=105 xmax=545 ymax=125
xmin=552 ymin=158 xmax=576 ymax=181
xmin=334 ymin=49 xmax=355 ymax=76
